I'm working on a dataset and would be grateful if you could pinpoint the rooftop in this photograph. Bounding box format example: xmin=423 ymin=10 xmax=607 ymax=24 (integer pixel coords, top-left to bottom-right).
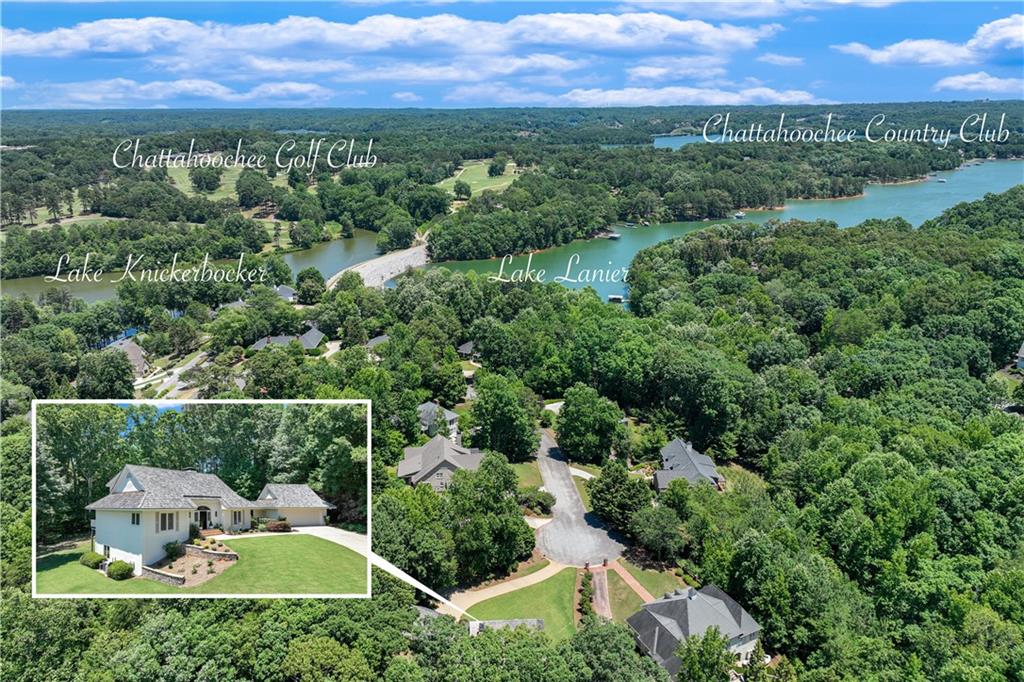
xmin=87 ymin=464 xmax=254 ymax=510
xmin=655 ymin=439 xmax=724 ymax=491
xmin=255 ymin=483 xmax=334 ymax=509
xmin=397 ymin=435 xmax=483 ymax=485
xmin=626 ymin=585 xmax=760 ymax=678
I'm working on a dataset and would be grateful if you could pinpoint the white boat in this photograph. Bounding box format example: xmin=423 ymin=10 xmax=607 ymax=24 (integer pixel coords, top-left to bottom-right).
xmin=937 ymin=178 xmax=947 ymax=183
xmin=734 ymin=211 xmax=746 ymax=219
xmin=607 ymin=232 xmax=621 ymax=240
xmin=608 ymin=294 xmax=624 ymax=303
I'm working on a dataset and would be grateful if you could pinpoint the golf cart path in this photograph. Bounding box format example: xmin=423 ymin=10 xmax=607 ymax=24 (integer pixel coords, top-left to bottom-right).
xmin=534 ymin=430 xmax=625 ymax=567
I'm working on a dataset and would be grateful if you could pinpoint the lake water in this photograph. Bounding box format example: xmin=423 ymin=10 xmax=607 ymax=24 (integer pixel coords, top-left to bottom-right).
xmin=1 ymin=229 xmax=380 ymax=304
xmin=3 ymin=159 xmax=1020 ymax=304
xmin=429 ymin=159 xmax=1023 ymax=301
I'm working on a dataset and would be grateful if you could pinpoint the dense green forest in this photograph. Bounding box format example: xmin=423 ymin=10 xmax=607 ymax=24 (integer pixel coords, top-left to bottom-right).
xmin=3 ymin=185 xmax=1022 ymax=679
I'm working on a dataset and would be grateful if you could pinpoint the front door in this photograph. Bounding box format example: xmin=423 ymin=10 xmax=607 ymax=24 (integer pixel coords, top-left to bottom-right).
xmin=196 ymin=506 xmax=210 ymax=529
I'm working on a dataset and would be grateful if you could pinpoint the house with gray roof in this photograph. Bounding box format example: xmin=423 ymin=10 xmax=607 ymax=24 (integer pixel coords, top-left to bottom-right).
xmin=87 ymin=464 xmax=332 ymax=575
xmin=248 ymin=326 xmax=325 ymax=352
xmin=654 ymin=439 xmax=725 ymax=492
xmin=1017 ymin=341 xmax=1024 ymax=369
xmin=417 ymin=401 xmax=459 ymax=439
xmin=397 ymin=435 xmax=484 ymax=492
xmin=252 ymin=483 xmax=334 ymax=526
xmin=275 ymin=284 xmax=297 ymax=302
xmin=104 ymin=337 xmax=150 ymax=377
xmin=626 ymin=585 xmax=761 ymax=678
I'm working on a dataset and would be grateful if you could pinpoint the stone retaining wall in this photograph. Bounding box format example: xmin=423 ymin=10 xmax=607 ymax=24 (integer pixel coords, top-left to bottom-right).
xmin=141 ymin=565 xmax=186 ymax=586
xmin=184 ymin=544 xmax=239 ymax=561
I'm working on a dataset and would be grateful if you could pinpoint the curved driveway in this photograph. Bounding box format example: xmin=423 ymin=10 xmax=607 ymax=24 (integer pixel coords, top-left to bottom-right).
xmin=535 ymin=430 xmax=625 ymax=567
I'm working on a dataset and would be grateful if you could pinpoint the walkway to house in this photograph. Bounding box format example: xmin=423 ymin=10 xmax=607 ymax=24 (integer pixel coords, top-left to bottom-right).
xmin=535 ymin=430 xmax=625 ymax=566
xmin=437 ymin=560 xmax=568 ymax=616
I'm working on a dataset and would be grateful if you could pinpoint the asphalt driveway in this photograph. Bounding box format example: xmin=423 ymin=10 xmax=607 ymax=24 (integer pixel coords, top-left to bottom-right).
xmin=535 ymin=430 xmax=625 ymax=566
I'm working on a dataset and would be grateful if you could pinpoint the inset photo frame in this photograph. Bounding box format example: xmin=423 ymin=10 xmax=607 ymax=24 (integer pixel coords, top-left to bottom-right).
xmin=31 ymin=399 xmax=371 ymax=599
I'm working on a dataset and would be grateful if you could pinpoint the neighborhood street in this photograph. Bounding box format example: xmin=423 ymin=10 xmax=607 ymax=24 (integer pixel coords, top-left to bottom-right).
xmin=535 ymin=430 xmax=625 ymax=567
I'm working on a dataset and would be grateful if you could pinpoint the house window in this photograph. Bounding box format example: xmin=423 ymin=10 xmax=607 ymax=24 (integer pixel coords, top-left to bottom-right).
xmin=436 ymin=472 xmax=443 ymax=478
xmin=159 ymin=512 xmax=174 ymax=532
xmin=232 ymin=511 xmax=241 ymax=525
xmin=130 ymin=512 xmax=140 ymax=525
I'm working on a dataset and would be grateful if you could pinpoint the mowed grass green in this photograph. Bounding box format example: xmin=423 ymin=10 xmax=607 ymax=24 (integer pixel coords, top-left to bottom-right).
xmin=607 ymin=569 xmax=644 ymax=623
xmin=36 ymin=535 xmax=367 ymax=595
xmin=468 ymin=567 xmax=577 ymax=641
xmin=512 ymin=460 xmax=543 ymax=490
xmin=437 ymin=160 xmax=516 ymax=195
xmin=620 ymin=558 xmax=684 ymax=599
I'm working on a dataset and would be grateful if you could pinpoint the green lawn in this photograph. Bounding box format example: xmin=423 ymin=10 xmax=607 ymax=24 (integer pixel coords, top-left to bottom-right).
xmin=512 ymin=460 xmax=543 ymax=489
xmin=574 ymin=477 xmax=592 ymax=512
xmin=572 ymin=462 xmax=603 ymax=477
xmin=509 ymin=558 xmax=550 ymax=580
xmin=36 ymin=535 xmax=367 ymax=596
xmin=620 ymin=558 xmax=684 ymax=599
xmin=468 ymin=567 xmax=577 ymax=641
xmin=607 ymin=569 xmax=644 ymax=623
xmin=437 ymin=160 xmax=516 ymax=195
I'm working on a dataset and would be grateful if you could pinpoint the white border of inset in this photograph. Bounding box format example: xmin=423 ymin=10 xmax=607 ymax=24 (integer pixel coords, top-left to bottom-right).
xmin=31 ymin=398 xmax=372 ymax=600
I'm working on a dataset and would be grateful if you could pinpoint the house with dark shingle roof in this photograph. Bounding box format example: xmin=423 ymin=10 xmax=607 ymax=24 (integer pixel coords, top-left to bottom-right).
xmin=248 ymin=326 xmax=325 ymax=352
xmin=397 ymin=435 xmax=483 ymax=492
xmin=104 ymin=337 xmax=150 ymax=378
xmin=653 ymin=439 xmax=725 ymax=492
xmin=417 ymin=401 xmax=459 ymax=439
xmin=87 ymin=464 xmax=332 ymax=575
xmin=626 ymin=585 xmax=761 ymax=679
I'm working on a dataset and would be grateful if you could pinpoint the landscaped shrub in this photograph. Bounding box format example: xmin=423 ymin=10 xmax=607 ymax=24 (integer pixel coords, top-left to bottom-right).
xmin=79 ymin=551 xmax=105 ymax=569
xmin=188 ymin=523 xmax=200 ymax=541
xmin=107 ymin=560 xmax=134 ymax=580
xmin=579 ymin=571 xmax=594 ymax=617
xmin=517 ymin=486 xmax=556 ymax=515
xmin=163 ymin=542 xmax=184 ymax=559
xmin=266 ymin=520 xmax=291 ymax=532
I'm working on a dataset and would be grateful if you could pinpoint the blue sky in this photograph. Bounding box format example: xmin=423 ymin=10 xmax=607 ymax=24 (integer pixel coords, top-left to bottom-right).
xmin=1 ymin=2 xmax=1021 ymax=108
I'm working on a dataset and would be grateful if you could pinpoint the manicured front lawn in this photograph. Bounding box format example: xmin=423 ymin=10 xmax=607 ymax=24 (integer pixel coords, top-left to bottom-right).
xmin=620 ymin=558 xmax=684 ymax=599
xmin=36 ymin=535 xmax=367 ymax=595
xmin=468 ymin=567 xmax=577 ymax=641
xmin=607 ymin=569 xmax=644 ymax=623
xmin=36 ymin=542 xmax=177 ymax=595
xmin=512 ymin=460 xmax=543 ymax=489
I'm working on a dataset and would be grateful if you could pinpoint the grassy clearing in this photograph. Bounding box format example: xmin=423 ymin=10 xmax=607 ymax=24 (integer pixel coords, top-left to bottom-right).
xmin=512 ymin=460 xmax=543 ymax=490
xmin=437 ymin=160 xmax=516 ymax=195
xmin=509 ymin=558 xmax=551 ymax=580
xmin=574 ymin=477 xmax=591 ymax=512
xmin=167 ymin=162 xmax=288 ymax=202
xmin=468 ymin=566 xmax=577 ymax=641
xmin=607 ymin=569 xmax=644 ymax=622
xmin=619 ymin=558 xmax=684 ymax=599
xmin=35 ymin=535 xmax=367 ymax=596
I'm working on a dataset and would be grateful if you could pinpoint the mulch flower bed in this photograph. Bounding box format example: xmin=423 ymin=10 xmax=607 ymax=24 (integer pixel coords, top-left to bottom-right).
xmin=152 ymin=552 xmax=234 ymax=588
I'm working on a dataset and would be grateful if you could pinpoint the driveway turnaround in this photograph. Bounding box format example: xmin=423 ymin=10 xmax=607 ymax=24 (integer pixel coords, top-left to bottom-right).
xmin=535 ymin=430 xmax=625 ymax=566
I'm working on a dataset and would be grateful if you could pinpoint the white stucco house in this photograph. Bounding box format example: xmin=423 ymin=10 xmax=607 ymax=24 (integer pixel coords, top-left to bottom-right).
xmin=87 ymin=464 xmax=334 ymax=575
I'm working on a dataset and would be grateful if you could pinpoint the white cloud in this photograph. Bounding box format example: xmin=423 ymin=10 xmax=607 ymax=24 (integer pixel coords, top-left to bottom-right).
xmin=1 ymin=12 xmax=780 ymax=58
xmin=35 ymin=78 xmax=333 ymax=108
xmin=336 ymin=53 xmax=587 ymax=84
xmin=757 ymin=53 xmax=804 ymax=66
xmin=446 ymin=82 xmax=828 ymax=106
xmin=392 ymin=91 xmax=422 ymax=102
xmin=560 ymin=84 xmax=827 ymax=106
xmin=832 ymin=13 xmax=1023 ymax=65
xmin=0 ymin=76 xmax=17 ymax=89
xmin=626 ymin=55 xmax=728 ymax=82
xmin=621 ymin=1 xmax=898 ymax=19
xmin=934 ymin=71 xmax=1024 ymax=95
